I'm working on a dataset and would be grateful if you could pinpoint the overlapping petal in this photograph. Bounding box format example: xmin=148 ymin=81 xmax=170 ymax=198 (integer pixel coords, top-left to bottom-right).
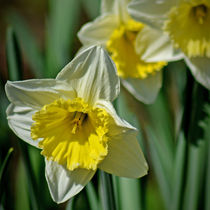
xmin=96 ymin=99 xmax=137 ymax=133
xmin=185 ymin=56 xmax=210 ymax=90
xmin=45 ymin=160 xmax=96 ymax=203
xmin=122 ymin=72 xmax=162 ymax=104
xmin=128 ymin=0 xmax=176 ymax=28
xmin=98 ymin=130 xmax=148 ymax=178
xmin=78 ymin=14 xmax=119 ymax=46
xmin=6 ymin=104 xmax=39 ymax=147
xmin=135 ymin=26 xmax=183 ymax=62
xmin=56 ymin=46 xmax=120 ymax=105
xmin=5 ymin=79 xmax=76 ymax=109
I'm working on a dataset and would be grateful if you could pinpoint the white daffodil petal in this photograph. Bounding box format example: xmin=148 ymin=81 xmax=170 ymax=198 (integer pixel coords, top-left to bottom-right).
xmin=128 ymin=0 xmax=175 ymax=28
xmin=45 ymin=159 xmax=96 ymax=204
xmin=185 ymin=57 xmax=210 ymax=90
xmin=5 ymin=79 xmax=76 ymax=109
xmin=136 ymin=26 xmax=183 ymax=62
xmin=78 ymin=14 xmax=119 ymax=46
xmin=101 ymin=0 xmax=118 ymax=14
xmin=96 ymin=100 xmax=137 ymax=135
xmin=6 ymin=104 xmax=39 ymax=148
xmin=98 ymin=130 xmax=148 ymax=178
xmin=56 ymin=46 xmax=120 ymax=105
xmin=122 ymin=72 xmax=162 ymax=104
xmin=101 ymin=0 xmax=130 ymax=21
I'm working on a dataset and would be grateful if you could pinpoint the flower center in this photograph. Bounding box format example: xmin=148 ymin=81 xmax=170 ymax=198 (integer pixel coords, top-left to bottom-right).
xmin=71 ymin=112 xmax=87 ymax=134
xmin=31 ymin=98 xmax=110 ymax=171
xmin=106 ymin=19 xmax=166 ymax=79
xmin=164 ymin=1 xmax=210 ymax=57
xmin=193 ymin=4 xmax=208 ymax=24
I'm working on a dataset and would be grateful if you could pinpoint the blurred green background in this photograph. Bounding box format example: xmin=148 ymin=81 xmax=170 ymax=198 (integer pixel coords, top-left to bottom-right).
xmin=0 ymin=0 xmax=209 ymax=210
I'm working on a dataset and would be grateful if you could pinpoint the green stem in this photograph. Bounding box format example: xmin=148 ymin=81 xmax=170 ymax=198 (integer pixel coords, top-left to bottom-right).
xmin=99 ymin=171 xmax=116 ymax=210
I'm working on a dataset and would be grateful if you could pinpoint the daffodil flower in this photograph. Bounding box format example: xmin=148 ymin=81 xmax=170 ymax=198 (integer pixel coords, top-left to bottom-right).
xmin=5 ymin=46 xmax=148 ymax=203
xmin=78 ymin=0 xmax=182 ymax=104
xmin=128 ymin=0 xmax=210 ymax=89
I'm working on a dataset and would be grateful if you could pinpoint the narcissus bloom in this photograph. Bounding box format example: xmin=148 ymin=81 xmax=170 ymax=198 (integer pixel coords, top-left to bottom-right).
xmin=78 ymin=0 xmax=181 ymax=104
xmin=128 ymin=0 xmax=210 ymax=89
xmin=5 ymin=46 xmax=148 ymax=203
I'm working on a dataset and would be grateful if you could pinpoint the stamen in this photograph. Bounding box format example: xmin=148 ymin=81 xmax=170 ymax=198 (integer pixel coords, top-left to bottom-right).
xmin=193 ymin=4 xmax=208 ymax=24
xmin=107 ymin=19 xmax=166 ymax=79
xmin=71 ymin=112 xmax=87 ymax=134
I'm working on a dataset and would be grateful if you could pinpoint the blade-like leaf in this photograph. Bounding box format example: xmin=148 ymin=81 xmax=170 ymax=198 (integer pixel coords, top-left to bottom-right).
xmin=0 ymin=148 xmax=14 ymax=194
xmin=86 ymin=182 xmax=99 ymax=210
xmin=146 ymin=126 xmax=171 ymax=210
xmin=6 ymin=27 xmax=22 ymax=80
xmin=45 ymin=0 xmax=80 ymax=77
xmin=182 ymin=139 xmax=207 ymax=210
xmin=7 ymin=12 xmax=44 ymax=78
xmin=99 ymin=171 xmax=116 ymax=210
xmin=81 ymin=0 xmax=100 ymax=19
xmin=171 ymin=132 xmax=187 ymax=210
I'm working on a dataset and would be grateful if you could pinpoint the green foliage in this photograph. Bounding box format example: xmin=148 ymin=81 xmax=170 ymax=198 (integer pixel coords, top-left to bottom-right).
xmin=1 ymin=0 xmax=209 ymax=210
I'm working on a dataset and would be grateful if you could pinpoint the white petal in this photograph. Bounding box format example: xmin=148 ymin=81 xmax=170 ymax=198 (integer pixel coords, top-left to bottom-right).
xmin=5 ymin=79 xmax=76 ymax=109
xmin=96 ymin=100 xmax=137 ymax=135
xmin=122 ymin=72 xmax=162 ymax=104
xmin=185 ymin=57 xmax=210 ymax=90
xmin=128 ymin=0 xmax=176 ymax=28
xmin=98 ymin=130 xmax=148 ymax=178
xmin=101 ymin=0 xmax=118 ymax=14
xmin=6 ymin=104 xmax=39 ymax=148
xmin=56 ymin=45 xmax=120 ymax=105
xmin=45 ymin=159 xmax=95 ymax=203
xmin=101 ymin=0 xmax=130 ymax=22
xmin=136 ymin=26 xmax=184 ymax=62
xmin=78 ymin=14 xmax=119 ymax=46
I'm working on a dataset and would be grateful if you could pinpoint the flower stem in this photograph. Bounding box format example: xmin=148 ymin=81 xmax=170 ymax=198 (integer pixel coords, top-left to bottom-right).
xmin=99 ymin=170 xmax=117 ymax=210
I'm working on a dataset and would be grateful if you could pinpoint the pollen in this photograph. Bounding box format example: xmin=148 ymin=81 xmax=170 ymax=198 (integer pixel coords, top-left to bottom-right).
xmin=31 ymin=98 xmax=110 ymax=171
xmin=164 ymin=0 xmax=210 ymax=58
xmin=106 ymin=19 xmax=166 ymax=79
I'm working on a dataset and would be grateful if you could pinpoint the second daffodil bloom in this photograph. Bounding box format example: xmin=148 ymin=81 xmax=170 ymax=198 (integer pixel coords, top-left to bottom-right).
xmin=5 ymin=46 xmax=148 ymax=203
xmin=128 ymin=0 xmax=210 ymax=90
xmin=78 ymin=0 xmax=182 ymax=104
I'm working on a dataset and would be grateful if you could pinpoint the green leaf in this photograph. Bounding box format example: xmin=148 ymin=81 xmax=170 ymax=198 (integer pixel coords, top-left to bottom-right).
xmin=15 ymin=158 xmax=30 ymax=210
xmin=7 ymin=12 xmax=44 ymax=78
xmin=118 ymin=178 xmax=142 ymax=210
xmin=145 ymin=127 xmax=171 ymax=210
xmin=81 ymin=0 xmax=101 ymax=19
xmin=19 ymin=142 xmax=39 ymax=210
xmin=146 ymin=92 xmax=174 ymax=179
xmin=99 ymin=171 xmax=116 ymax=210
xmin=45 ymin=0 xmax=81 ymax=77
xmin=66 ymin=197 xmax=75 ymax=210
xmin=0 ymin=148 xmax=14 ymax=195
xmin=171 ymin=132 xmax=187 ymax=210
xmin=200 ymin=105 xmax=210 ymax=210
xmin=6 ymin=27 xmax=22 ymax=80
xmin=182 ymin=139 xmax=207 ymax=210
xmin=86 ymin=182 xmax=99 ymax=210
xmin=205 ymin=122 xmax=210 ymax=210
